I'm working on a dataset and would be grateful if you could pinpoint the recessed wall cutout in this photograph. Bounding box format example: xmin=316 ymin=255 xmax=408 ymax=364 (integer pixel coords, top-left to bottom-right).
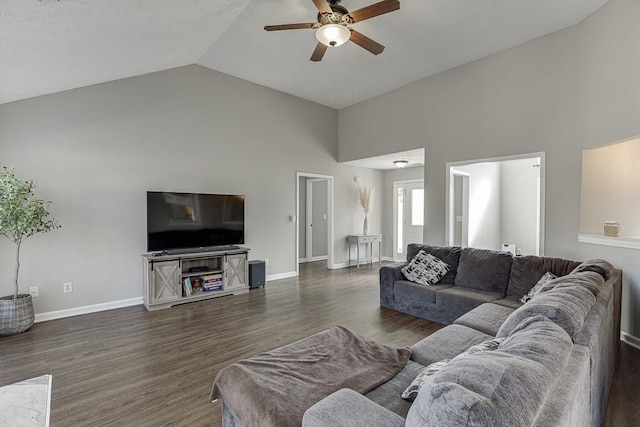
xmin=579 ymin=135 xmax=640 ymax=249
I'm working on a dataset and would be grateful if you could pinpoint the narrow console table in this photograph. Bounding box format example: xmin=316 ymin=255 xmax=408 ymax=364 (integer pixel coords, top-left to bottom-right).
xmin=347 ymin=234 xmax=382 ymax=268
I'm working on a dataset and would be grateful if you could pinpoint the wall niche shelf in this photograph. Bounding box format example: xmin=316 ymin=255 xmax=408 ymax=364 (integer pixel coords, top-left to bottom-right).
xmin=578 ymin=234 xmax=640 ymax=250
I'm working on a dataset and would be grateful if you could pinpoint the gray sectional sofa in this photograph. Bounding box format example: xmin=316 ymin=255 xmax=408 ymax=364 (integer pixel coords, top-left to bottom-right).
xmin=217 ymin=245 xmax=622 ymax=427
xmin=304 ymin=246 xmax=622 ymax=427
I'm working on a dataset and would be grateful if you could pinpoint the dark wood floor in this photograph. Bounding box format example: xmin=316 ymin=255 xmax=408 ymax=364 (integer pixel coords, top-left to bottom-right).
xmin=0 ymin=261 xmax=638 ymax=426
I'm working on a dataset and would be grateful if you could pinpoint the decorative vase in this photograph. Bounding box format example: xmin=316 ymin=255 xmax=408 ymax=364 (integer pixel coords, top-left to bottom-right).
xmin=363 ymin=216 xmax=368 ymax=235
xmin=604 ymin=221 xmax=620 ymax=237
xmin=0 ymin=294 xmax=35 ymax=335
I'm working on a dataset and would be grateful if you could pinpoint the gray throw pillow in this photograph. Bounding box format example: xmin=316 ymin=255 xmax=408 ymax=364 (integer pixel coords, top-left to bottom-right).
xmin=401 ymin=337 xmax=505 ymax=401
xmin=402 ymin=250 xmax=450 ymax=286
xmin=520 ymin=271 xmax=557 ymax=304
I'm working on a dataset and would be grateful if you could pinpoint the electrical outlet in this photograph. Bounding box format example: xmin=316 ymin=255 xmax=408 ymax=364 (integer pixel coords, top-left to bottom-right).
xmin=29 ymin=287 xmax=39 ymax=298
xmin=264 ymin=258 xmax=269 ymax=266
xmin=63 ymin=282 xmax=73 ymax=293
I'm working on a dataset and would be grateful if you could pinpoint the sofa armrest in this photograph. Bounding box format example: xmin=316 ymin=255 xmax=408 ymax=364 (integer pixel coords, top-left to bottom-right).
xmin=380 ymin=262 xmax=406 ymax=309
xmin=302 ymin=388 xmax=405 ymax=427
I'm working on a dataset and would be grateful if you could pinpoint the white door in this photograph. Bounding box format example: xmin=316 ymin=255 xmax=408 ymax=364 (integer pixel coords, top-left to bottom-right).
xmin=393 ymin=180 xmax=424 ymax=261
xmin=305 ymin=179 xmax=329 ymax=262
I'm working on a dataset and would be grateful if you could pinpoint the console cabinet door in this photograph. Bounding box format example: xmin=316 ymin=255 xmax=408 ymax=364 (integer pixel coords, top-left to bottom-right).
xmin=225 ymin=254 xmax=247 ymax=289
xmin=150 ymin=260 xmax=181 ymax=304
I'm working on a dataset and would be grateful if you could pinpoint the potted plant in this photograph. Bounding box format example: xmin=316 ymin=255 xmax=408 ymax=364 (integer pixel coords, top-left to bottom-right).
xmin=0 ymin=167 xmax=59 ymax=335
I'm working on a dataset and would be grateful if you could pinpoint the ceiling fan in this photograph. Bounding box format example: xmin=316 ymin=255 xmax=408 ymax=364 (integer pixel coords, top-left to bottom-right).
xmin=264 ymin=0 xmax=400 ymax=62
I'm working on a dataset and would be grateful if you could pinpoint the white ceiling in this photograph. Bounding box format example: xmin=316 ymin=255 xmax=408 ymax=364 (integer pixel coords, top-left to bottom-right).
xmin=1 ymin=0 xmax=609 ymax=108
xmin=341 ymin=148 xmax=424 ymax=170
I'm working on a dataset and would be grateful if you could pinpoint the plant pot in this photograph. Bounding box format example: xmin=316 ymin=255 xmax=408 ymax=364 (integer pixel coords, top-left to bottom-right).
xmin=0 ymin=294 xmax=35 ymax=335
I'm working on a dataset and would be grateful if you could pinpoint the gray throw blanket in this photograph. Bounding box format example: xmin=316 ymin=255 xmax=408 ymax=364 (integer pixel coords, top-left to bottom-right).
xmin=211 ymin=325 xmax=411 ymax=427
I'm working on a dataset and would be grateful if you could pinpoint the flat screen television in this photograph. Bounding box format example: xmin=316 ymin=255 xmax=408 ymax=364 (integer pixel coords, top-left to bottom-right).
xmin=146 ymin=191 xmax=245 ymax=252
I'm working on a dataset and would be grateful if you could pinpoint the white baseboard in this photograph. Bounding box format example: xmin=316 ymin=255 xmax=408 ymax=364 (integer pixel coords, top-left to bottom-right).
xmin=266 ymin=271 xmax=297 ymax=281
xmin=35 ymin=297 xmax=143 ymax=323
xmin=381 ymin=256 xmax=394 ymax=262
xmin=331 ymin=261 xmax=388 ymax=269
xmin=299 ymin=256 xmax=328 ymax=264
xmin=621 ymin=332 xmax=640 ymax=351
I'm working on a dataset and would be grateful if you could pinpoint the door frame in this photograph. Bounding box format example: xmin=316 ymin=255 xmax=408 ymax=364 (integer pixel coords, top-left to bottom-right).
xmin=445 ymin=151 xmax=546 ymax=255
xmin=392 ymin=179 xmax=424 ymax=262
xmin=304 ymin=178 xmax=329 ymax=263
xmin=451 ymin=171 xmax=470 ymax=247
xmin=296 ymin=172 xmax=334 ymax=275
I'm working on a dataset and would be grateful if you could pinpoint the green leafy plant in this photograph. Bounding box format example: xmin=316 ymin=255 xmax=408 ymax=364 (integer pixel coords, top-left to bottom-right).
xmin=0 ymin=167 xmax=60 ymax=299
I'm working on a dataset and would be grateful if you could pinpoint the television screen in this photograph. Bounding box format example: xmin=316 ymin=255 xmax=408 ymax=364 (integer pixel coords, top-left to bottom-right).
xmin=147 ymin=192 xmax=245 ymax=252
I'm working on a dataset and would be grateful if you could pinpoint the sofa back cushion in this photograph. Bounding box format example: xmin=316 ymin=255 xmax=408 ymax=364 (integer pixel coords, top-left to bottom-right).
xmin=497 ymin=280 xmax=598 ymax=338
xmin=406 ymin=244 xmax=461 ymax=285
xmin=406 ymin=316 xmax=572 ymax=427
xmin=454 ymin=247 xmax=513 ymax=293
xmin=570 ymin=259 xmax=615 ymax=281
xmin=507 ymin=255 xmax=581 ymax=299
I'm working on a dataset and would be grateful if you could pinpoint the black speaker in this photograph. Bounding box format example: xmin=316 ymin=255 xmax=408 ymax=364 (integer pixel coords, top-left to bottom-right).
xmin=248 ymin=260 xmax=266 ymax=289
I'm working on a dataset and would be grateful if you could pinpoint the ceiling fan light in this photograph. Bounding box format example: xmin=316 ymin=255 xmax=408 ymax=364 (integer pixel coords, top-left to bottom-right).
xmin=394 ymin=160 xmax=409 ymax=168
xmin=316 ymin=24 xmax=351 ymax=47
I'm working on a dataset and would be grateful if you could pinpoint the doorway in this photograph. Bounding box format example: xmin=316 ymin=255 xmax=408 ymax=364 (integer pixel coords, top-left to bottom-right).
xmin=299 ymin=178 xmax=329 ymax=263
xmin=446 ymin=152 xmax=545 ymax=256
xmin=393 ymin=180 xmax=424 ymax=261
xmin=295 ymin=172 xmax=334 ymax=275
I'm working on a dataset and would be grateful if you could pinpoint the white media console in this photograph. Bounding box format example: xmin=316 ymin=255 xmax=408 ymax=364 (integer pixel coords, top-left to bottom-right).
xmin=142 ymin=247 xmax=249 ymax=310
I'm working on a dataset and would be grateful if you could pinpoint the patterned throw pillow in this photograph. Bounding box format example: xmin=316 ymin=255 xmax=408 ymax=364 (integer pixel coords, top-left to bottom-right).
xmin=401 ymin=250 xmax=450 ymax=286
xmin=401 ymin=359 xmax=451 ymax=401
xmin=401 ymin=337 xmax=505 ymax=401
xmin=520 ymin=271 xmax=558 ymax=304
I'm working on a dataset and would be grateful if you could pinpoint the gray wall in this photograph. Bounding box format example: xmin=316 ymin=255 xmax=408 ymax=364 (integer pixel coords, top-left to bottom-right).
xmin=381 ymin=167 xmax=424 ymax=259
xmin=338 ymin=0 xmax=640 ymax=339
xmin=0 ymin=65 xmax=384 ymax=314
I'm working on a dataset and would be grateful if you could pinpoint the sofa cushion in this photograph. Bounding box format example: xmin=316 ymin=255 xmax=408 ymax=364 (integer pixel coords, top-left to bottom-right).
xmin=394 ymin=281 xmax=452 ymax=304
xmin=570 ymin=259 xmax=614 ymax=280
xmin=406 ymin=316 xmax=573 ymax=427
xmin=401 ymin=251 xmax=451 ymax=286
xmin=406 ymin=244 xmax=461 ymax=284
xmin=435 ymin=286 xmax=503 ymax=315
xmin=365 ymin=360 xmax=425 ymax=418
xmin=454 ymin=303 xmax=515 ymax=336
xmin=497 ymin=284 xmax=597 ymax=338
xmin=402 ymin=337 xmax=504 ymax=402
xmin=303 ymin=388 xmax=405 ymax=427
xmin=536 ymin=271 xmax=604 ymax=298
xmin=520 ymin=271 xmax=557 ymax=303
xmin=410 ymin=324 xmax=493 ymax=366
xmin=454 ymin=247 xmax=513 ymax=293
xmin=506 ymin=255 xmax=580 ymax=299
xmin=492 ymin=296 xmax=523 ymax=310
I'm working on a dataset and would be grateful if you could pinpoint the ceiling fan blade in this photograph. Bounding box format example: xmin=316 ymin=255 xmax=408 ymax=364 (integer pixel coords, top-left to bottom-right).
xmin=312 ymin=0 xmax=332 ymax=13
xmin=348 ymin=0 xmax=400 ymax=23
xmin=349 ymin=29 xmax=385 ymax=55
xmin=310 ymin=42 xmax=328 ymax=62
xmin=264 ymin=23 xmax=316 ymax=31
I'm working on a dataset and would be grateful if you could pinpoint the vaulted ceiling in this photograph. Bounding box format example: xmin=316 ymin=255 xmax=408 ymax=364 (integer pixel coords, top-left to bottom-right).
xmin=1 ymin=0 xmax=609 ymax=109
